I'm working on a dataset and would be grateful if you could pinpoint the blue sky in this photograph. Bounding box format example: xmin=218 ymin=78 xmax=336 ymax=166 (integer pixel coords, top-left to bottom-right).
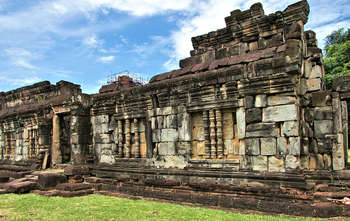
xmin=0 ymin=0 xmax=349 ymax=94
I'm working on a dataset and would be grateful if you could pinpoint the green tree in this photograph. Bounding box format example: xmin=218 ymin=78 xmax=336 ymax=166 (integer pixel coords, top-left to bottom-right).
xmin=324 ymin=28 xmax=350 ymax=87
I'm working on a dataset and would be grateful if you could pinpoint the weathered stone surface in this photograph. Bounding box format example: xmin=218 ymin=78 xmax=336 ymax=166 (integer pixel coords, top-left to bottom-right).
xmin=161 ymin=129 xmax=178 ymax=142
xmin=244 ymin=96 xmax=254 ymax=109
xmin=314 ymin=107 xmax=332 ymax=120
xmin=267 ymin=96 xmax=296 ymax=106
xmin=252 ymin=156 xmax=267 ymax=171
xmin=255 ymin=95 xmax=267 ymax=108
xmin=262 ymin=105 xmax=298 ymax=122
xmin=246 ymin=138 xmax=260 ymax=155
xmin=268 ymin=156 xmax=285 ymax=172
xmin=260 ymin=138 xmax=276 ymax=155
xmin=307 ymin=78 xmax=321 ymax=92
xmin=237 ymin=107 xmax=246 ymax=139
xmin=38 ymin=173 xmax=67 ymax=189
xmin=285 ymin=155 xmax=300 ymax=170
xmin=158 ymin=142 xmax=176 ymax=156
xmin=246 ymin=108 xmax=262 ymax=124
xmin=314 ymin=120 xmax=333 ymax=138
xmin=246 ymin=123 xmax=278 ymax=137
xmin=281 ymin=121 xmax=299 ymax=137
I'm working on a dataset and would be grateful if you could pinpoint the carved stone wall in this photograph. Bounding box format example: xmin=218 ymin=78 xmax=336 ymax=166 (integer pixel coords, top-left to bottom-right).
xmin=0 ymin=0 xmax=348 ymax=173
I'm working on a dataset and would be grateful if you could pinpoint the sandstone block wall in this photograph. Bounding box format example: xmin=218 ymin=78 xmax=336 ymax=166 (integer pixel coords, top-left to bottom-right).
xmin=0 ymin=0 xmax=348 ymax=173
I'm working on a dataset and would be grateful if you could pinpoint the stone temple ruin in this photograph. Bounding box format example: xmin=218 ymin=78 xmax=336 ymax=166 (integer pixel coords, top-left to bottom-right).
xmin=0 ymin=0 xmax=350 ymax=217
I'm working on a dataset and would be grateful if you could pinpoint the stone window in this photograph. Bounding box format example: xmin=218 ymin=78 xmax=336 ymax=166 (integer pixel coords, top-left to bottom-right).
xmin=191 ymin=109 xmax=239 ymax=160
xmin=116 ymin=118 xmax=146 ymax=158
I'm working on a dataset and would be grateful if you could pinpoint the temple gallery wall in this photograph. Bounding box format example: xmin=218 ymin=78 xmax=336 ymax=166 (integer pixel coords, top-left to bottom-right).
xmin=0 ymin=0 xmax=350 ymax=217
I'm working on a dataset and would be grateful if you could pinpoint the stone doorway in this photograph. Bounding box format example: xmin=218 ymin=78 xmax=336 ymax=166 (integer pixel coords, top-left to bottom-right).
xmin=59 ymin=114 xmax=71 ymax=163
xmin=51 ymin=106 xmax=72 ymax=167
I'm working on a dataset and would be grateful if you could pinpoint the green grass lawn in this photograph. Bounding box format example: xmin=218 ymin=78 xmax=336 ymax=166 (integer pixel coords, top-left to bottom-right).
xmin=0 ymin=194 xmax=342 ymax=221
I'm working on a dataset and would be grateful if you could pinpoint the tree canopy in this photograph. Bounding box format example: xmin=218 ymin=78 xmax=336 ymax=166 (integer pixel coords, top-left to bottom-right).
xmin=324 ymin=28 xmax=350 ymax=86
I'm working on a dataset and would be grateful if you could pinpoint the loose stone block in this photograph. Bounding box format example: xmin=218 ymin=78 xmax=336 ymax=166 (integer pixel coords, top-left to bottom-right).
xmin=161 ymin=129 xmax=178 ymax=142
xmin=246 ymin=138 xmax=260 ymax=155
xmin=260 ymin=137 xmax=276 ymax=155
xmin=268 ymin=156 xmax=285 ymax=172
xmin=252 ymin=156 xmax=267 ymax=171
xmin=263 ymin=104 xmax=297 ymax=122
xmin=255 ymin=95 xmax=267 ymax=107
xmin=281 ymin=121 xmax=299 ymax=137
xmin=314 ymin=120 xmax=333 ymax=138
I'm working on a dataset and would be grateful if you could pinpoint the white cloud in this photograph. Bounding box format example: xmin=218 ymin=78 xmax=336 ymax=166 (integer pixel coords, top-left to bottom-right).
xmin=97 ymin=55 xmax=115 ymax=63
xmin=4 ymin=48 xmax=39 ymax=69
xmin=82 ymin=35 xmax=103 ymax=48
xmin=0 ymin=75 xmax=41 ymax=87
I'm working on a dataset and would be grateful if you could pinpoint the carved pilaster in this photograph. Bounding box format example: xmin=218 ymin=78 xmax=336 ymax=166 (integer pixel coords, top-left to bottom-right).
xmin=209 ymin=109 xmax=216 ymax=158
xmin=134 ymin=118 xmax=140 ymax=158
xmin=216 ymin=109 xmax=223 ymax=159
xmin=118 ymin=120 xmax=123 ymax=158
xmin=203 ymin=110 xmax=211 ymax=159
xmin=125 ymin=119 xmax=131 ymax=158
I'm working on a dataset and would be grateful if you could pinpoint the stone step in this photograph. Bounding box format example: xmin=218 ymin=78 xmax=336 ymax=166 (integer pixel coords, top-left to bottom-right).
xmin=56 ymin=183 xmax=93 ymax=192
xmin=33 ymin=188 xmax=94 ymax=197
xmin=4 ymin=180 xmax=37 ymax=193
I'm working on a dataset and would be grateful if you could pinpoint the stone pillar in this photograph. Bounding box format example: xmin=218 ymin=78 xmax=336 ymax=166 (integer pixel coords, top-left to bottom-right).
xmin=134 ymin=118 xmax=140 ymax=158
xmin=209 ymin=109 xmax=216 ymax=158
xmin=51 ymin=114 xmax=62 ymax=166
xmin=125 ymin=119 xmax=131 ymax=158
xmin=118 ymin=120 xmax=123 ymax=158
xmin=203 ymin=110 xmax=211 ymax=159
xmin=216 ymin=109 xmax=223 ymax=159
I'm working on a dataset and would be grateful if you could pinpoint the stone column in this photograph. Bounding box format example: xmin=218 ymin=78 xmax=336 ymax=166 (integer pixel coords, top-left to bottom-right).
xmin=134 ymin=118 xmax=140 ymax=158
xmin=203 ymin=110 xmax=211 ymax=159
xmin=125 ymin=119 xmax=131 ymax=158
xmin=209 ymin=109 xmax=216 ymax=158
xmin=51 ymin=114 xmax=62 ymax=166
xmin=216 ymin=109 xmax=223 ymax=159
xmin=118 ymin=120 xmax=123 ymax=158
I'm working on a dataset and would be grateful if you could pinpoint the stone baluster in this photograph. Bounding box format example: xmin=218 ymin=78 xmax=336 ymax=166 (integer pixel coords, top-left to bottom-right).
xmin=203 ymin=110 xmax=211 ymax=159
xmin=118 ymin=120 xmax=123 ymax=158
xmin=125 ymin=119 xmax=131 ymax=158
xmin=209 ymin=109 xmax=216 ymax=158
xmin=216 ymin=109 xmax=223 ymax=159
xmin=134 ymin=118 xmax=140 ymax=158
